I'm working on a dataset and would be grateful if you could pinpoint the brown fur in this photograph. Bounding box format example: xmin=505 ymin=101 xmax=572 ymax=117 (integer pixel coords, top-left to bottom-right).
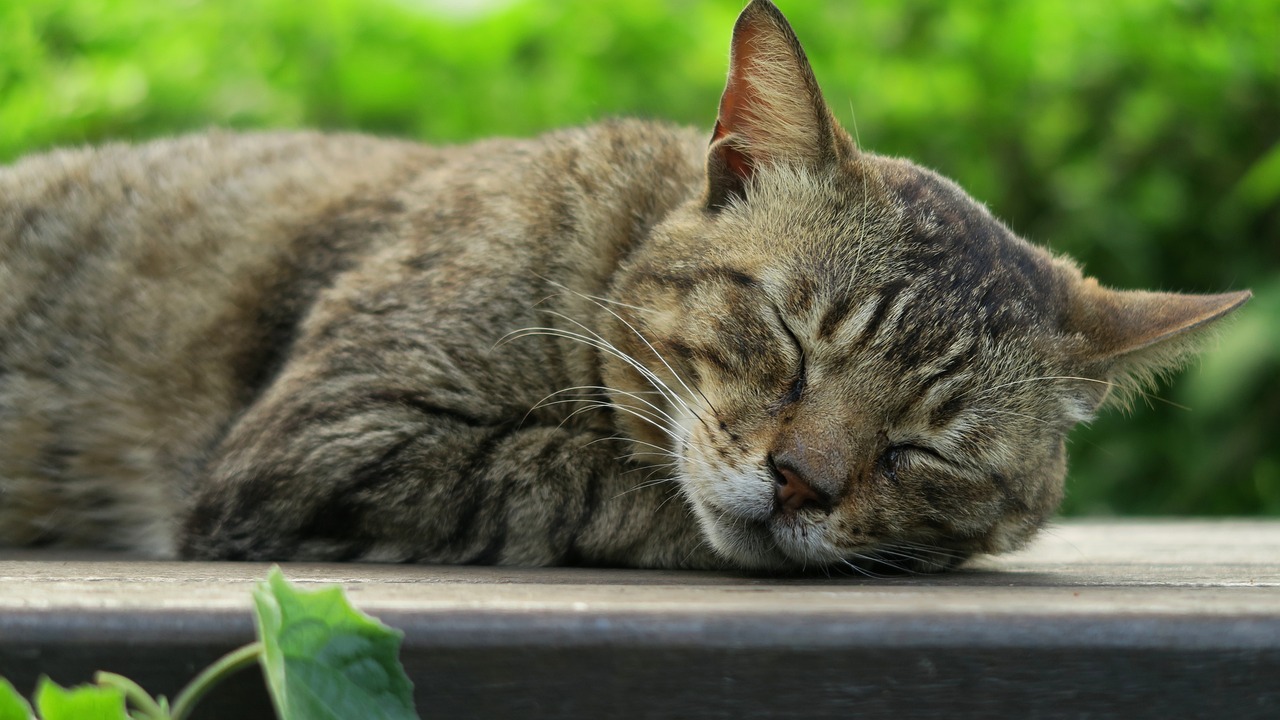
xmin=0 ymin=1 xmax=1249 ymax=571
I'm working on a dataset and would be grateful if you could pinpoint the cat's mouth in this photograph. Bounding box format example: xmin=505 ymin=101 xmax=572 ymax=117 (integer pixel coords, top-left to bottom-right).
xmin=686 ymin=488 xmax=850 ymax=570
xmin=687 ymin=490 xmax=968 ymax=574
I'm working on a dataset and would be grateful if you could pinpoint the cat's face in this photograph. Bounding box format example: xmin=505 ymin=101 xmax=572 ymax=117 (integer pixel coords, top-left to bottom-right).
xmin=609 ymin=156 xmax=1082 ymax=571
xmin=600 ymin=0 xmax=1248 ymax=572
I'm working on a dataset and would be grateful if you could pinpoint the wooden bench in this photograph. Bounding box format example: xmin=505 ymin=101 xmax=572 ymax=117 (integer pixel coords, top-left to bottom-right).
xmin=2 ymin=519 xmax=1278 ymax=719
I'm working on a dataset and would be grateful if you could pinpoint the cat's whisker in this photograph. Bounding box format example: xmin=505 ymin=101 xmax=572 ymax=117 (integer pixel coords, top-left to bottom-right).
xmin=854 ymin=550 xmax=924 ymax=576
xmin=639 ymin=464 xmax=679 ymax=486
xmin=553 ymin=297 xmax=718 ymax=423
xmin=515 ymin=319 xmax=697 ymax=422
xmin=836 ymin=557 xmax=893 ymax=580
xmin=531 ymin=312 xmax=685 ymax=404
xmin=847 ymin=131 xmax=878 ymax=287
xmin=534 ymin=278 xmax=660 ymax=316
xmin=588 ymin=434 xmax=713 ymax=470
xmin=502 ymin=325 xmax=692 ymax=420
xmin=657 ymin=482 xmax=684 ymax=507
xmin=555 ymin=401 xmax=688 ymax=450
xmin=892 ymin=539 xmax=969 ymax=562
xmin=530 ymin=389 xmax=683 ymax=437
xmin=613 ymin=472 xmax=682 ymax=500
xmin=865 ymin=548 xmax=931 ymax=574
xmin=681 ymin=537 xmax=714 ymax=567
xmin=538 ymin=384 xmax=685 ymax=430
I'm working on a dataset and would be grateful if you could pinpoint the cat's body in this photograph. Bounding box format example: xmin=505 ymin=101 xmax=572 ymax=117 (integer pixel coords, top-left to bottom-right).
xmin=0 ymin=2 xmax=1249 ymax=571
xmin=0 ymin=123 xmax=717 ymax=565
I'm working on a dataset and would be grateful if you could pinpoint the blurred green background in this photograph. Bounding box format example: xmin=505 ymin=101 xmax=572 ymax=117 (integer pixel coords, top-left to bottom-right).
xmin=2 ymin=0 xmax=1277 ymax=515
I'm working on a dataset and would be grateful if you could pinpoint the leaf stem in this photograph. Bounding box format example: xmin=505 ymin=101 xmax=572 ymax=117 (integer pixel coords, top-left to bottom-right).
xmin=170 ymin=641 xmax=264 ymax=720
xmin=95 ymin=671 xmax=167 ymax=719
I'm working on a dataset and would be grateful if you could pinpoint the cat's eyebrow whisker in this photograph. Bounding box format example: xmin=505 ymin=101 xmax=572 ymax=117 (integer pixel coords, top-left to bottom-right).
xmin=847 ymin=142 xmax=880 ymax=286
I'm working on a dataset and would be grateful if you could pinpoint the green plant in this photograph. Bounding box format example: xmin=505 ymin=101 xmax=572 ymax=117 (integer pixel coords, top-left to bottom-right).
xmin=0 ymin=568 xmax=420 ymax=720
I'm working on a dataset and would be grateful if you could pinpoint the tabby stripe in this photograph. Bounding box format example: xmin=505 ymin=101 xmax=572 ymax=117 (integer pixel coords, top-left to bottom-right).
xmin=664 ymin=338 xmax=732 ymax=374
xmin=816 ymin=292 xmax=856 ymax=340
xmin=852 ymin=280 xmax=909 ymax=348
xmin=366 ymin=388 xmax=494 ymax=427
xmin=436 ymin=423 xmax=518 ymax=560
xmin=913 ymin=343 xmax=975 ymax=400
xmin=558 ymin=468 xmax=603 ymax=566
xmin=465 ymin=517 xmax=509 ymax=565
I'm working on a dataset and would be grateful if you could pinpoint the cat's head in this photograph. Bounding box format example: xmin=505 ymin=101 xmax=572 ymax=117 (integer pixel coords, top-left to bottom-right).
xmin=602 ymin=0 xmax=1250 ymax=572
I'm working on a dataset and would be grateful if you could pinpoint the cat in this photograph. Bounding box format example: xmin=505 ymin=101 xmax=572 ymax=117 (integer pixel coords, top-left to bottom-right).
xmin=0 ymin=0 xmax=1249 ymax=573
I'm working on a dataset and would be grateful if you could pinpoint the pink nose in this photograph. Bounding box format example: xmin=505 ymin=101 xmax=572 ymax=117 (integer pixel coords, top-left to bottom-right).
xmin=771 ymin=457 xmax=832 ymax=514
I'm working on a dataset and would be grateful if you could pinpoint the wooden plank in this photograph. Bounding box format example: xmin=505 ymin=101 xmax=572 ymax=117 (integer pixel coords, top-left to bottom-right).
xmin=1 ymin=520 xmax=1278 ymax=719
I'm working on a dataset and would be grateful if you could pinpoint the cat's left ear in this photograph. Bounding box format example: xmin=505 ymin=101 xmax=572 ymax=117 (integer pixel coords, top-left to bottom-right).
xmin=705 ymin=0 xmax=853 ymax=211
xmin=1065 ymin=278 xmax=1251 ymax=408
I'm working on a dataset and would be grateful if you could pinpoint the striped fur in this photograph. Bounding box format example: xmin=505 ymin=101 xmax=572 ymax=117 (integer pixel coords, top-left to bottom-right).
xmin=0 ymin=1 xmax=1247 ymax=571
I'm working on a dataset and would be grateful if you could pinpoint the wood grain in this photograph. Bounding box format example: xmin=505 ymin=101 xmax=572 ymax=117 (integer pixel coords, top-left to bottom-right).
xmin=1 ymin=520 xmax=1277 ymax=719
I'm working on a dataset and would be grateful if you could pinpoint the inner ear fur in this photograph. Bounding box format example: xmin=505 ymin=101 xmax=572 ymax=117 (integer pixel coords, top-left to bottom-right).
xmin=1066 ymin=276 xmax=1251 ymax=406
xmin=705 ymin=0 xmax=852 ymax=210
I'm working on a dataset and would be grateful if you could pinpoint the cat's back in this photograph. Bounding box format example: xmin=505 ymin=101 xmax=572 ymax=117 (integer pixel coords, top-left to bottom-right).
xmin=0 ymin=130 xmax=444 ymax=550
xmin=0 ymin=131 xmax=441 ymax=334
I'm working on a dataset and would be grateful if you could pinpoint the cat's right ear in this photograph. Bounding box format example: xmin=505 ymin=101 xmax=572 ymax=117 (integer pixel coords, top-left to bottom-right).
xmin=705 ymin=0 xmax=851 ymax=211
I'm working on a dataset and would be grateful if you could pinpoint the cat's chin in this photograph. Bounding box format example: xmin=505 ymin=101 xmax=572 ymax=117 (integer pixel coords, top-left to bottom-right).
xmin=704 ymin=522 xmax=794 ymax=571
xmin=691 ymin=499 xmax=853 ymax=571
xmin=692 ymin=501 xmax=971 ymax=574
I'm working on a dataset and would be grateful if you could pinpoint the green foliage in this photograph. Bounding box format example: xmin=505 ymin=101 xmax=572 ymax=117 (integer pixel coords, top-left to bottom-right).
xmin=0 ymin=0 xmax=1276 ymax=514
xmin=0 ymin=678 xmax=33 ymax=720
xmin=254 ymin=567 xmax=417 ymax=720
xmin=0 ymin=569 xmax=419 ymax=720
xmin=31 ymin=679 xmax=125 ymax=720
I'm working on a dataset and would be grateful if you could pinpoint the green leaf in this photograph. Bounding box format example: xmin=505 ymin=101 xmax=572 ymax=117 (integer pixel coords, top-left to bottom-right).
xmin=253 ymin=567 xmax=418 ymax=720
xmin=32 ymin=677 xmax=127 ymax=720
xmin=0 ymin=678 xmax=34 ymax=720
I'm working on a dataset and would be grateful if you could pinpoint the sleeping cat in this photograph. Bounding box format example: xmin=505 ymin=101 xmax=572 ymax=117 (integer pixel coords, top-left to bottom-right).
xmin=0 ymin=0 xmax=1249 ymax=572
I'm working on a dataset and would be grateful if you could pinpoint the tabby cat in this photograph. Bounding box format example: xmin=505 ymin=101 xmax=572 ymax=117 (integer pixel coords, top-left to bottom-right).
xmin=0 ymin=1 xmax=1249 ymax=572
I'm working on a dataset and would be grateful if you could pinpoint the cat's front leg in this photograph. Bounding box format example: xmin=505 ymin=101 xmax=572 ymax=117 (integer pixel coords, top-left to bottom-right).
xmin=179 ymin=386 xmax=715 ymax=568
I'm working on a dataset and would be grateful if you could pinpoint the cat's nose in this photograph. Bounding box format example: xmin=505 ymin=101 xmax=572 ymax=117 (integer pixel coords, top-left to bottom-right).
xmin=769 ymin=454 xmax=835 ymax=514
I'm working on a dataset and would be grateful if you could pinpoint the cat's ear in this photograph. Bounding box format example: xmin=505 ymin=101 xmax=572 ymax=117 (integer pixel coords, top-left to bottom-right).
xmin=1065 ymin=278 xmax=1251 ymax=409
xmin=705 ymin=0 xmax=851 ymax=211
